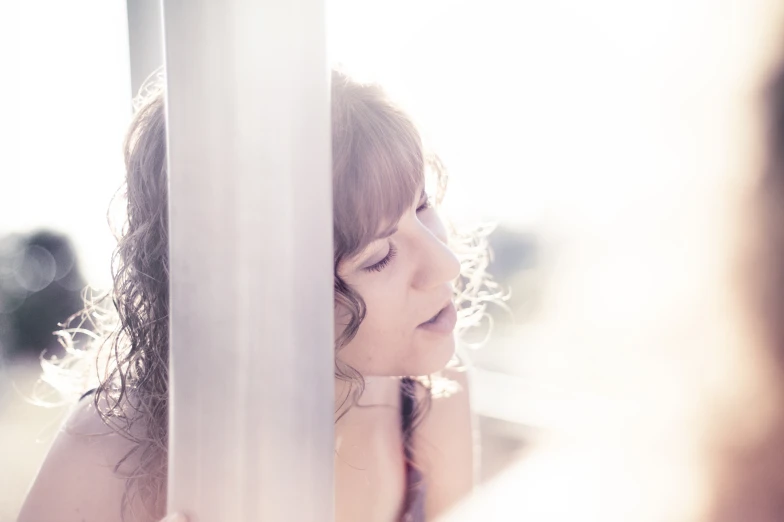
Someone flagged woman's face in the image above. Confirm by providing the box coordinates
[335,188,461,377]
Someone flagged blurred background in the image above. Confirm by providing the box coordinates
[3,1,784,520]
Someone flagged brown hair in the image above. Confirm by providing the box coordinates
[51,69,497,520]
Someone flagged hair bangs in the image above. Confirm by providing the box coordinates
[333,93,424,260]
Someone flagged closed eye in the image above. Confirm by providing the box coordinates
[363,244,398,273]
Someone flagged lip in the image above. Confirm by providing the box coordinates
[417,301,457,334]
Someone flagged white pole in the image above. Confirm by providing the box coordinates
[161,1,333,520]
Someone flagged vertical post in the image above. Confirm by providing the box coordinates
[161,1,333,521]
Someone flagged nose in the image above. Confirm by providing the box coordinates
[411,216,461,290]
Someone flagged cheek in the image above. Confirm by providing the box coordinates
[335,295,410,376]
[333,292,402,339]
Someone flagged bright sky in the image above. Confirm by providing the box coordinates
[6,0,783,292]
[6,1,131,290]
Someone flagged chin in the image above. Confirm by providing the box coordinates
[406,334,456,377]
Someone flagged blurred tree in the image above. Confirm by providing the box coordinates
[0,231,88,359]
[487,226,538,281]
[486,225,544,324]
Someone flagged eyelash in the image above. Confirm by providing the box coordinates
[364,244,398,273]
[362,196,430,274]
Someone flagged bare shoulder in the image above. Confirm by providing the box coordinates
[18,397,144,522]
[415,367,477,519]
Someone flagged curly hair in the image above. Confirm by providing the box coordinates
[48,69,501,521]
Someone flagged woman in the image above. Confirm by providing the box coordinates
[18,70,494,522]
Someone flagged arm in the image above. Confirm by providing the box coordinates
[415,367,478,520]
